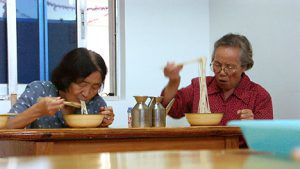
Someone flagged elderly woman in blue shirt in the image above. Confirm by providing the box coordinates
[6,48,114,128]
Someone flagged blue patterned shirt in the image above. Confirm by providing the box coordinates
[9,81,107,128]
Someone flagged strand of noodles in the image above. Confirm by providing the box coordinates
[197,57,211,114]
[80,100,88,114]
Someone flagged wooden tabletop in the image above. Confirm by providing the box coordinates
[0,149,299,169]
[0,127,242,157]
[0,126,241,141]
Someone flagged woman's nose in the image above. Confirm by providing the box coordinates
[219,67,227,75]
[81,87,91,98]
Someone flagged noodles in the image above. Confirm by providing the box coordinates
[80,100,88,114]
[197,57,211,114]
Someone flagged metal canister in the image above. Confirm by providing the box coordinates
[152,96,166,127]
[131,96,152,128]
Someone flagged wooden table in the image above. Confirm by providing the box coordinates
[0,126,242,157]
[0,149,299,169]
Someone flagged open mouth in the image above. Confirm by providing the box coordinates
[218,79,228,84]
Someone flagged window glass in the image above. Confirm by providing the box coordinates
[47,0,77,80]
[0,0,7,83]
[16,0,39,83]
[1,0,118,97]
[86,0,112,95]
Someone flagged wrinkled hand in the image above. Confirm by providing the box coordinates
[291,147,300,161]
[38,97,64,116]
[163,62,183,81]
[237,109,254,120]
[99,106,114,127]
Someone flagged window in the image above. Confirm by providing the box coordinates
[83,0,116,96]
[0,0,7,85]
[0,0,120,101]
[16,0,40,83]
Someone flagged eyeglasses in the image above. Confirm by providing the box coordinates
[210,61,241,74]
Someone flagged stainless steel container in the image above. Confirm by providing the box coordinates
[131,96,152,127]
[152,96,166,127]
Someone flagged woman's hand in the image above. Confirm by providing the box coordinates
[237,109,254,120]
[291,147,300,161]
[38,97,64,116]
[162,62,183,106]
[99,106,114,127]
[163,62,183,81]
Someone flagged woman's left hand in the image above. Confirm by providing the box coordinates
[291,147,300,161]
[237,109,254,120]
[99,106,114,127]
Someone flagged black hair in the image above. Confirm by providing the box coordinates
[51,48,107,91]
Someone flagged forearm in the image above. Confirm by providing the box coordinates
[162,77,180,105]
[6,104,44,129]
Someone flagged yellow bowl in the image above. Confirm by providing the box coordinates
[0,114,17,128]
[63,114,104,128]
[185,113,223,126]
[0,115,9,128]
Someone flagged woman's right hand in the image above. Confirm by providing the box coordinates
[37,97,64,116]
[5,97,65,129]
[162,62,183,106]
[163,62,183,81]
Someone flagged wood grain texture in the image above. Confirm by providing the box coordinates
[0,126,241,140]
[225,137,240,149]
[50,137,226,155]
[0,150,295,169]
[0,140,35,157]
[0,127,242,157]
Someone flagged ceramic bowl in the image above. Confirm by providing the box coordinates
[185,113,223,126]
[0,114,17,128]
[0,115,9,128]
[63,114,104,128]
[228,120,300,156]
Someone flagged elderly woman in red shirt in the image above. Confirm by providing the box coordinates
[162,33,273,125]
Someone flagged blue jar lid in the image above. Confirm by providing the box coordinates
[127,107,133,113]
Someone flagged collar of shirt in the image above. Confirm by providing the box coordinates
[207,73,251,104]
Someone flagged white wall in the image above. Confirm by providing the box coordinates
[3,0,299,128]
[107,0,210,128]
[0,0,209,128]
[209,0,300,119]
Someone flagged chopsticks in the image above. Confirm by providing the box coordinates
[166,98,175,114]
[37,97,81,108]
[64,101,81,108]
[176,58,201,66]
[161,58,203,69]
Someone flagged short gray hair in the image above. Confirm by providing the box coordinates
[211,33,254,70]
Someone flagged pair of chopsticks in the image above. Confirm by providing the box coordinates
[37,98,81,108]
[161,58,204,69]
[64,101,81,108]
[166,98,175,114]
[176,58,202,67]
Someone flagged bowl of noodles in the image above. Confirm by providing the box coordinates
[185,113,223,126]
[181,57,223,126]
[63,114,104,128]
[63,100,105,128]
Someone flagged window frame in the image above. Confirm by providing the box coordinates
[77,0,121,100]
[0,0,125,102]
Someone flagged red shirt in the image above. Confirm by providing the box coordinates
[163,73,273,125]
